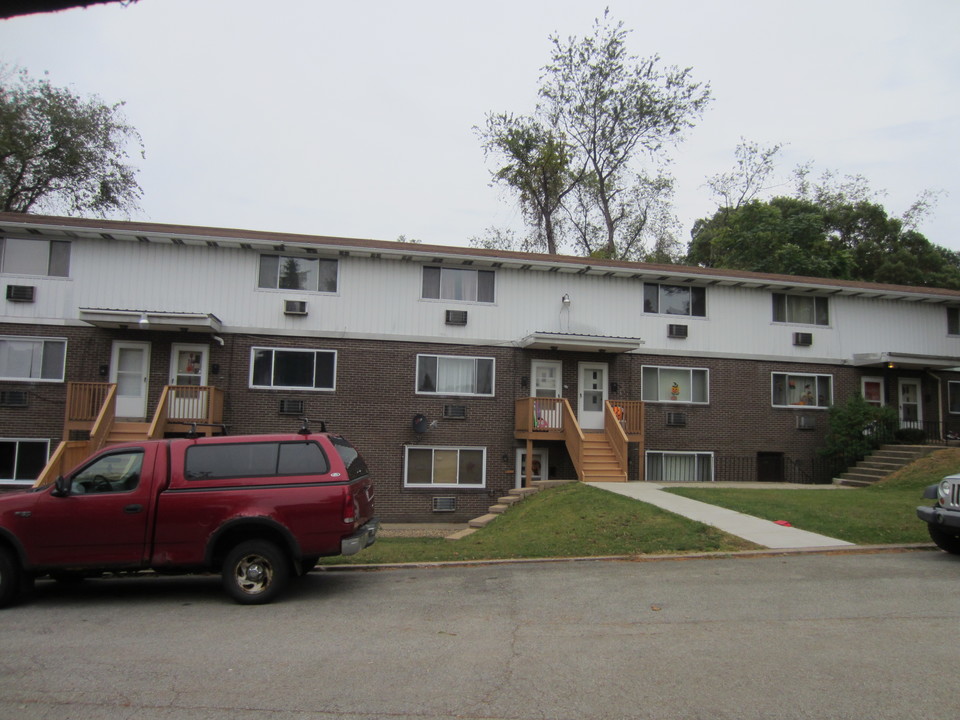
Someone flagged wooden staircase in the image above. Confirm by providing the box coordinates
[835,444,935,487]
[107,421,153,444]
[580,433,627,483]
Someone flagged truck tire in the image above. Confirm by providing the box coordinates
[928,524,960,555]
[221,540,290,605]
[0,547,21,609]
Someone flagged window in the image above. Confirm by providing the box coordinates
[422,266,495,303]
[772,373,832,408]
[258,255,338,293]
[949,382,960,414]
[646,451,713,483]
[0,238,70,277]
[405,446,485,487]
[772,293,829,326]
[641,366,708,404]
[948,307,960,336]
[0,337,66,382]
[417,355,494,396]
[70,449,143,494]
[862,377,885,408]
[643,283,706,317]
[185,441,330,480]
[251,348,336,390]
[0,439,49,484]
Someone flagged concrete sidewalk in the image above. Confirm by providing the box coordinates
[589,482,855,550]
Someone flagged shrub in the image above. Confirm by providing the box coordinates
[820,393,897,461]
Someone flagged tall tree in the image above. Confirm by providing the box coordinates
[0,66,143,216]
[538,11,711,259]
[477,114,575,254]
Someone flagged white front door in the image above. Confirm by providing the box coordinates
[898,378,922,429]
[515,448,548,489]
[110,341,150,419]
[578,362,608,430]
[169,344,210,420]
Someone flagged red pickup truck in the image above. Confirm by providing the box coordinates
[0,430,378,607]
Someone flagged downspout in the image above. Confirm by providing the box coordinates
[926,370,943,437]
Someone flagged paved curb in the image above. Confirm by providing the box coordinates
[316,543,939,572]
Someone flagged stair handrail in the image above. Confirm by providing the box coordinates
[560,399,586,482]
[604,402,629,480]
[147,385,172,439]
[87,383,117,454]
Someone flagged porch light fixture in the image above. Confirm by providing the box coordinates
[138,313,149,327]
[561,293,571,306]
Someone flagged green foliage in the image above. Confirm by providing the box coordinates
[321,483,754,565]
[479,10,709,261]
[820,393,897,461]
[669,448,960,545]
[0,65,143,216]
[688,195,960,288]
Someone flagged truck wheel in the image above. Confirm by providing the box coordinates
[222,540,289,605]
[0,548,21,609]
[928,525,960,555]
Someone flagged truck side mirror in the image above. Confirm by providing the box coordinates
[51,475,70,497]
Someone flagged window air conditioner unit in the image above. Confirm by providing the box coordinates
[445,310,468,325]
[442,404,467,419]
[667,324,688,339]
[6,285,35,302]
[279,399,304,415]
[666,412,687,427]
[0,390,28,407]
[797,415,816,430]
[793,332,813,346]
[284,300,308,315]
[432,497,457,513]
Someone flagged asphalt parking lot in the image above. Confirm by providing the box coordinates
[1,548,957,720]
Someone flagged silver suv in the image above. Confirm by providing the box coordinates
[917,474,960,554]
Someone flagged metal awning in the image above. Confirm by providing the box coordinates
[851,352,960,371]
[78,308,223,333]
[520,332,643,354]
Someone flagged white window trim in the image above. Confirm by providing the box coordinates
[643,283,707,318]
[256,254,339,294]
[645,450,715,483]
[0,438,50,484]
[0,336,67,383]
[772,293,830,327]
[420,266,496,305]
[249,347,337,391]
[415,354,495,397]
[404,446,487,488]
[641,365,709,405]
[771,372,833,409]
[861,376,886,407]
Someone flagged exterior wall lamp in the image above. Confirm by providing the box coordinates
[561,293,571,306]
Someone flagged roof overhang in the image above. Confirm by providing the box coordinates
[78,309,223,333]
[520,332,643,354]
[851,352,960,371]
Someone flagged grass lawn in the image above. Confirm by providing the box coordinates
[664,448,960,545]
[320,482,757,566]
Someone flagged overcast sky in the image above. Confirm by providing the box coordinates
[2,0,958,254]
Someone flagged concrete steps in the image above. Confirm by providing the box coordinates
[446,480,577,540]
[835,444,935,487]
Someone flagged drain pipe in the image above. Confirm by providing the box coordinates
[926,370,943,437]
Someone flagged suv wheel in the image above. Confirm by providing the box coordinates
[928,524,960,555]
[222,540,290,605]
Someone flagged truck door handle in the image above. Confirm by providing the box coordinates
[123,504,143,514]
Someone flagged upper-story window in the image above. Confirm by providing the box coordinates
[0,238,70,277]
[250,347,336,390]
[948,307,960,336]
[772,372,832,408]
[416,354,494,396]
[643,283,705,317]
[258,255,338,293]
[0,336,66,382]
[772,293,829,326]
[422,267,495,303]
